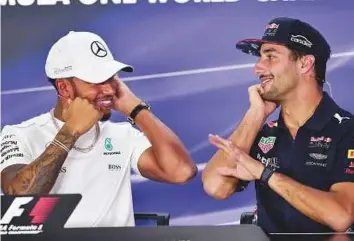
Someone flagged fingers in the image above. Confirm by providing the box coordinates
[256,85,265,95]
[249,84,264,96]
[216,166,238,178]
[209,134,243,155]
[208,134,234,154]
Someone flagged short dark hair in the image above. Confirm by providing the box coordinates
[48,77,74,93]
[48,78,59,92]
[289,48,328,88]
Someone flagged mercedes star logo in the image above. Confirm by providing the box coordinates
[91,41,108,57]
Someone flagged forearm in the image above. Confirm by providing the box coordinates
[202,108,266,198]
[229,108,266,152]
[4,125,78,195]
[268,172,351,231]
[134,110,196,175]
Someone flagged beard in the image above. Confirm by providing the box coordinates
[71,84,113,122]
[261,85,281,101]
[100,109,112,121]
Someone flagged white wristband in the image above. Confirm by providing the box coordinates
[51,139,70,153]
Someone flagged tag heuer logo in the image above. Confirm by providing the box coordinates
[258,136,276,154]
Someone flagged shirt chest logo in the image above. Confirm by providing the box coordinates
[258,136,276,154]
[308,136,332,149]
[306,136,332,167]
[103,138,121,156]
[256,153,279,170]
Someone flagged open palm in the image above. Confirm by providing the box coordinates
[208,134,258,181]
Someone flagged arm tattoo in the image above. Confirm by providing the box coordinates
[5,126,78,195]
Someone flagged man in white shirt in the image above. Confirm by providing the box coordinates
[0,31,197,228]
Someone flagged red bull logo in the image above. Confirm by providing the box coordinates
[310,136,332,143]
[266,23,279,30]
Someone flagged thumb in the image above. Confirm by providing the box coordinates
[256,85,265,95]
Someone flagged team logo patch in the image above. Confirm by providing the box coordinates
[310,136,331,143]
[290,35,313,48]
[345,161,354,175]
[267,121,278,128]
[349,162,354,168]
[104,138,113,151]
[348,149,354,159]
[258,136,276,154]
[264,23,279,36]
[256,153,279,170]
[308,136,332,149]
[309,153,328,160]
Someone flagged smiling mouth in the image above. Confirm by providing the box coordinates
[260,76,273,88]
[95,98,113,108]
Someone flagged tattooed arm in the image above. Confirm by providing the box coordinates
[1,125,78,195]
[1,97,104,194]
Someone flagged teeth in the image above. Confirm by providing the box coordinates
[261,78,272,84]
[98,100,111,104]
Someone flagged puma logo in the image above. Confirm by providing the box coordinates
[334,113,350,124]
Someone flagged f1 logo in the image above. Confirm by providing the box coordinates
[1,197,33,224]
[1,197,59,224]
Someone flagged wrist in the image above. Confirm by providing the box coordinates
[259,166,275,186]
[123,98,142,116]
[62,123,81,140]
[127,101,151,125]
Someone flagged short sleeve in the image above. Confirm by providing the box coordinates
[1,126,32,172]
[330,128,354,184]
[129,126,152,175]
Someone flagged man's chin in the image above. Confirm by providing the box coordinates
[261,89,280,102]
[100,110,112,121]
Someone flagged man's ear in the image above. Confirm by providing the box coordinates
[56,78,74,99]
[299,55,315,75]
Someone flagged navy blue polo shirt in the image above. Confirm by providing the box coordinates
[248,92,354,233]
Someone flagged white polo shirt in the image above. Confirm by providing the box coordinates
[0,110,151,228]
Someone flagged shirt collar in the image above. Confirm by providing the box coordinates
[277,92,338,131]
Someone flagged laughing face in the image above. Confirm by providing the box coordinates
[68,75,118,121]
[254,43,301,102]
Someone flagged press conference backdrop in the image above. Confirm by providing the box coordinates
[1,0,354,226]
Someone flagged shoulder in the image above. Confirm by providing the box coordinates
[1,112,52,139]
[332,107,354,125]
[330,107,354,135]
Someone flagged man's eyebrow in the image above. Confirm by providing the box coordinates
[261,47,278,55]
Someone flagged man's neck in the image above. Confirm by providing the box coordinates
[53,102,65,122]
[281,87,323,131]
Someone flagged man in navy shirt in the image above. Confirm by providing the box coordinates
[202,17,354,233]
